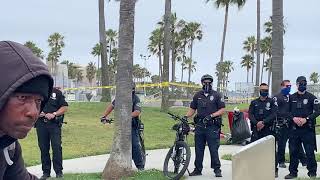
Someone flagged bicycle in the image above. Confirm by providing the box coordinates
[163,112,194,180]
[100,116,147,166]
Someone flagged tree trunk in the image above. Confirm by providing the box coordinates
[268,70,271,87]
[261,53,265,83]
[97,55,100,86]
[161,0,171,112]
[102,0,136,179]
[251,50,255,83]
[181,64,184,82]
[271,0,284,96]
[171,34,176,82]
[247,69,249,83]
[158,48,162,82]
[255,0,261,96]
[217,4,229,92]
[99,0,111,102]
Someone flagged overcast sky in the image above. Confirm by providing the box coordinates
[1,0,319,90]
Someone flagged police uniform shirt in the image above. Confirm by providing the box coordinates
[190,90,225,119]
[289,91,320,122]
[249,97,276,126]
[42,88,68,113]
[273,93,290,119]
[111,94,142,114]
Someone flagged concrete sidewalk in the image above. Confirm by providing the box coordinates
[27,143,319,180]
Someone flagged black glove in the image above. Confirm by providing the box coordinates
[203,115,213,123]
[182,116,188,122]
[100,116,109,124]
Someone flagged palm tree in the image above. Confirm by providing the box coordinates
[256,0,261,96]
[47,32,65,76]
[260,36,271,82]
[109,48,118,85]
[243,36,256,83]
[271,0,284,95]
[60,60,78,80]
[91,43,101,85]
[99,0,111,102]
[240,54,254,83]
[106,29,118,65]
[264,58,272,86]
[310,72,319,84]
[206,0,246,92]
[75,69,83,86]
[24,41,44,59]
[264,20,273,35]
[186,22,203,64]
[184,57,197,83]
[222,60,234,90]
[148,28,164,81]
[86,62,96,86]
[161,0,171,112]
[102,0,136,179]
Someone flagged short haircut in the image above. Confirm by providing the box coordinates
[260,83,268,87]
[281,80,290,86]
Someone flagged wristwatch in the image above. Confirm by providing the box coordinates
[53,112,57,116]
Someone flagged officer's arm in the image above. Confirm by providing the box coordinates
[263,99,277,125]
[103,101,115,117]
[249,101,258,125]
[213,93,226,117]
[186,108,196,117]
[308,96,320,120]
[55,106,68,116]
[132,96,142,118]
[212,108,225,117]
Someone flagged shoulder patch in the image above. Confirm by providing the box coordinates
[314,99,319,105]
[136,102,141,107]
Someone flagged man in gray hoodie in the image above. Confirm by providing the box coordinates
[0,41,53,180]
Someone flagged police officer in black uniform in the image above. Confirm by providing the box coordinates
[36,87,68,179]
[185,74,225,177]
[248,83,278,177]
[285,76,320,179]
[102,83,145,170]
[273,80,307,169]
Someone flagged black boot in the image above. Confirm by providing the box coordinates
[40,173,50,180]
[214,169,222,177]
[284,173,297,179]
[189,169,202,176]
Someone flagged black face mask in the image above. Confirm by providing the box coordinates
[260,90,269,97]
[202,82,212,93]
[298,82,307,92]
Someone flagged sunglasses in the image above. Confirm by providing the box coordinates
[285,85,291,88]
[299,82,307,86]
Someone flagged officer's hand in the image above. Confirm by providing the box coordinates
[204,115,212,122]
[100,116,109,124]
[293,117,302,126]
[299,118,307,126]
[39,112,45,117]
[257,121,264,131]
[182,116,188,122]
[45,113,55,120]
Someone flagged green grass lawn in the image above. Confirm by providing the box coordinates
[46,169,173,180]
[20,102,319,167]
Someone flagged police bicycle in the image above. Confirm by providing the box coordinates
[100,117,147,165]
[163,113,194,180]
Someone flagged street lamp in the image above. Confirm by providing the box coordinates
[140,54,151,96]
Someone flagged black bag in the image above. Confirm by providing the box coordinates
[231,112,251,144]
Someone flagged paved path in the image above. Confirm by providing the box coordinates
[27,143,319,179]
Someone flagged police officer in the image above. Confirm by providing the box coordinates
[102,83,145,170]
[36,87,68,179]
[285,76,320,179]
[248,83,278,177]
[185,74,225,177]
[273,80,307,169]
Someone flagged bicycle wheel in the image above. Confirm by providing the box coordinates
[139,130,146,165]
[163,141,191,180]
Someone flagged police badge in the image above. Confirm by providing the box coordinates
[266,102,271,110]
[303,99,308,105]
[51,93,57,100]
[210,95,214,101]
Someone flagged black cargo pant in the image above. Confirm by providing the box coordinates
[277,127,307,164]
[289,128,317,176]
[194,124,221,173]
[36,120,63,175]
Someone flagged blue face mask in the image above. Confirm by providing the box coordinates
[260,90,269,97]
[281,87,291,95]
